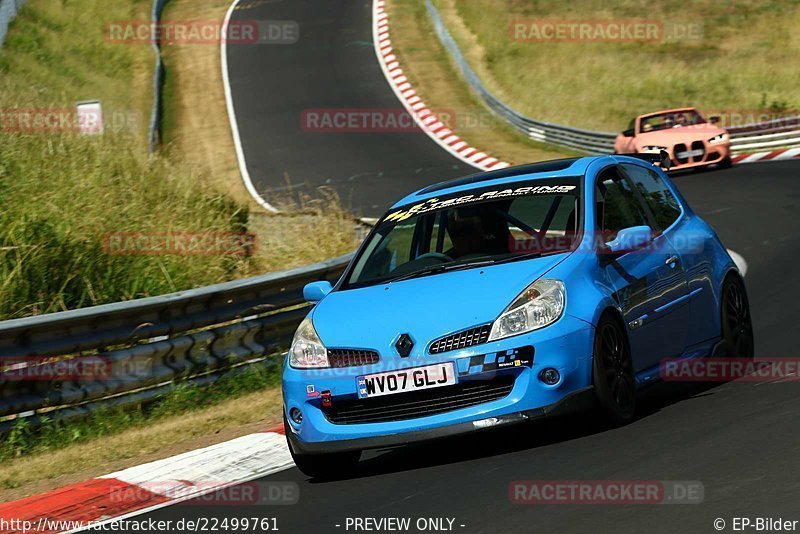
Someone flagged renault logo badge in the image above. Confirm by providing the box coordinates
[395,333,414,357]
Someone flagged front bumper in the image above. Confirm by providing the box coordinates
[282,314,594,453]
[667,140,730,170]
[286,386,595,454]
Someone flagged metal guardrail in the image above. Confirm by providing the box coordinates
[0,0,25,49]
[425,0,616,155]
[0,253,353,435]
[424,0,800,156]
[729,124,800,153]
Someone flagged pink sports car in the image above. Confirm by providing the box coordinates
[614,108,731,170]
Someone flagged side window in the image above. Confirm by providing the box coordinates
[596,169,649,241]
[621,164,682,231]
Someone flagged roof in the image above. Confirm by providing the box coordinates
[392,157,596,208]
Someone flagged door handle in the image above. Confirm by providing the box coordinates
[666,255,679,266]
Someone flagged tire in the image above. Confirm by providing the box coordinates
[284,416,361,479]
[592,313,636,424]
[718,155,732,169]
[720,275,754,359]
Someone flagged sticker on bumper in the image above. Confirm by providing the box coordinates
[458,346,534,376]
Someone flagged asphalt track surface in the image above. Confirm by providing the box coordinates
[225,0,473,216]
[160,1,800,533]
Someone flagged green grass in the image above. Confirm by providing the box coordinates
[0,0,358,320]
[0,0,259,319]
[0,0,152,137]
[0,133,259,318]
[0,360,280,466]
[436,0,800,131]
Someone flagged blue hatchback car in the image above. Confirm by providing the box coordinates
[282,154,753,478]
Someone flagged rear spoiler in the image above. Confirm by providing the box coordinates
[617,150,672,171]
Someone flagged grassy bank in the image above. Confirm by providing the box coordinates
[387,0,573,165]
[0,0,253,319]
[434,0,800,132]
[0,0,357,320]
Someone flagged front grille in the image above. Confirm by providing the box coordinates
[429,324,491,354]
[327,349,380,368]
[691,140,705,162]
[323,374,515,425]
[674,143,688,164]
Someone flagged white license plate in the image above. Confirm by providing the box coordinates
[357,362,457,399]
[676,149,704,158]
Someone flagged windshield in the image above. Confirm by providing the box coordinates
[640,110,706,133]
[344,178,582,289]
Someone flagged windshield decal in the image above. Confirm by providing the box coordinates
[384,184,577,222]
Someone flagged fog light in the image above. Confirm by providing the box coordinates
[289,407,303,424]
[539,368,560,385]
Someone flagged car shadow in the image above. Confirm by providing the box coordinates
[307,379,729,483]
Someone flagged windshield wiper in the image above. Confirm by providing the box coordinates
[388,259,496,283]
[491,251,543,264]
[491,248,571,265]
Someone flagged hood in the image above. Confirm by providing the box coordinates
[636,124,727,144]
[311,253,570,358]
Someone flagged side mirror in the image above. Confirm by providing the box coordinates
[303,281,332,303]
[709,115,720,124]
[622,128,635,137]
[603,225,653,256]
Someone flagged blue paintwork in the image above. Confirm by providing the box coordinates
[284,155,739,449]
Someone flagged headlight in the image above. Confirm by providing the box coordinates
[289,317,329,368]
[642,145,667,152]
[708,134,727,143]
[488,279,565,341]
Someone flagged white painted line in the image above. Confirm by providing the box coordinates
[221,0,279,213]
[68,431,293,533]
[736,151,769,164]
[727,249,748,277]
[104,433,294,495]
[771,147,800,160]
